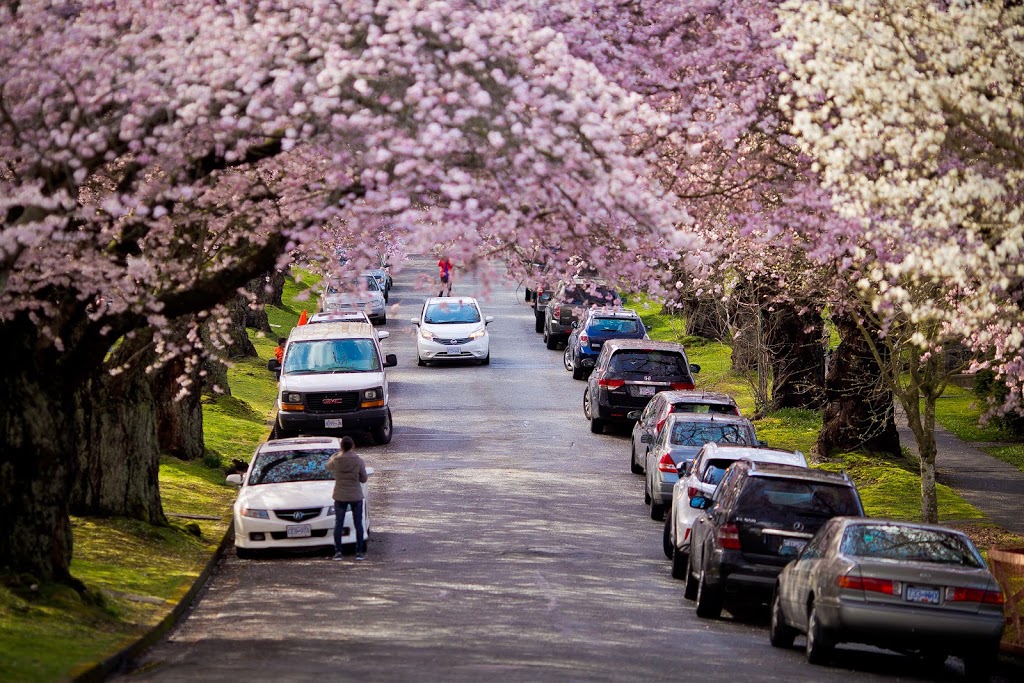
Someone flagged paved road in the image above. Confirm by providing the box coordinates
[125,258,1005,682]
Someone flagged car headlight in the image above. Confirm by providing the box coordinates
[284,392,301,404]
[363,388,380,400]
[327,505,336,516]
[468,327,486,340]
[421,328,437,341]
[241,508,269,519]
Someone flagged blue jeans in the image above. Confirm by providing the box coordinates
[334,499,365,554]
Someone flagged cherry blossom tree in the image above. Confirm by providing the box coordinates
[0,0,695,582]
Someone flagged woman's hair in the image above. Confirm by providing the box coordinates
[341,435,355,451]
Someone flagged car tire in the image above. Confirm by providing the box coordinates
[545,331,558,350]
[695,566,723,619]
[417,356,426,367]
[236,547,256,560]
[643,473,652,504]
[535,312,544,333]
[650,497,665,521]
[769,590,797,649]
[589,416,604,434]
[683,552,699,600]
[272,422,297,440]
[481,354,490,366]
[962,644,997,681]
[563,347,573,371]
[571,365,587,381]
[630,445,643,475]
[663,515,674,560]
[584,392,604,433]
[805,603,834,665]
[670,544,688,581]
[370,408,393,445]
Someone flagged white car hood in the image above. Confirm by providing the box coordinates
[281,371,384,392]
[422,321,484,338]
[237,480,335,510]
[323,292,383,307]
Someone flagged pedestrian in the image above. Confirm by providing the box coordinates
[273,337,286,364]
[324,435,368,560]
[437,254,453,297]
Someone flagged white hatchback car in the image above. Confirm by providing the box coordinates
[227,437,372,558]
[411,297,493,365]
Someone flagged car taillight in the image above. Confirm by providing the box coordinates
[580,333,589,346]
[671,382,695,390]
[598,379,625,389]
[553,304,562,317]
[946,587,1004,605]
[657,453,677,473]
[718,523,741,550]
[655,417,667,434]
[836,575,903,596]
[687,486,698,499]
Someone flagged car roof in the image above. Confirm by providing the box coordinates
[739,461,854,485]
[603,338,688,353]
[586,307,641,320]
[258,436,341,453]
[657,390,738,406]
[287,321,378,341]
[664,413,751,427]
[701,445,807,467]
[424,296,479,306]
[307,311,371,323]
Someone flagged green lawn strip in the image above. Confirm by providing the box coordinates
[933,385,1024,474]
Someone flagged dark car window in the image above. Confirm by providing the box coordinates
[609,351,689,377]
[589,317,639,334]
[669,423,755,447]
[839,524,983,568]
[736,478,861,517]
[424,301,481,324]
[247,449,337,485]
[673,402,739,415]
[701,458,737,485]
[564,286,618,306]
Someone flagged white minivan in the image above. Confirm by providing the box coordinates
[273,321,397,444]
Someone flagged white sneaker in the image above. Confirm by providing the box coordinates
[331,552,344,561]
[355,553,366,561]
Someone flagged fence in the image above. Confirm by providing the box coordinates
[989,547,1024,655]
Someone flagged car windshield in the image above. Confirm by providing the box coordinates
[589,318,639,334]
[609,350,688,377]
[283,339,380,373]
[669,423,754,447]
[326,276,378,293]
[736,478,862,517]
[840,524,984,567]
[701,458,737,485]
[247,449,337,485]
[565,286,618,306]
[673,402,738,415]
[424,302,481,324]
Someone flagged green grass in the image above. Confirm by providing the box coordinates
[933,384,1024,474]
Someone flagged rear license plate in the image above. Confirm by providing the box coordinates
[286,524,311,538]
[638,385,656,397]
[780,538,807,556]
[591,342,602,348]
[906,585,940,604]
[445,346,461,355]
[325,418,343,428]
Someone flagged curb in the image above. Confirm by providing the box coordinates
[69,521,235,682]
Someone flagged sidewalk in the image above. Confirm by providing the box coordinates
[896,418,1024,536]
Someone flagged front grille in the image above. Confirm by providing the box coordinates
[306,391,359,413]
[438,337,472,345]
[269,529,330,540]
[274,507,324,522]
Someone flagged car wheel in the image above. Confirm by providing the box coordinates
[563,347,573,371]
[695,565,723,619]
[417,356,426,367]
[481,354,490,366]
[370,408,393,445]
[571,365,586,381]
[670,544,688,580]
[962,643,997,681]
[769,590,797,649]
[650,496,665,521]
[805,603,834,665]
[683,551,699,600]
[663,515,674,560]
[272,422,297,440]
[535,311,544,333]
[545,331,558,350]
[379,314,386,325]
[643,472,652,504]
[629,445,643,474]
[236,547,256,560]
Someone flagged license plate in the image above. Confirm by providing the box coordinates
[906,585,940,604]
[286,524,311,538]
[325,418,343,428]
[591,342,602,348]
[638,385,656,397]
[780,538,807,556]
[445,345,461,355]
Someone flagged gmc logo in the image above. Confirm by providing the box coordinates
[322,398,345,405]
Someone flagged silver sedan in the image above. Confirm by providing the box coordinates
[770,517,1005,677]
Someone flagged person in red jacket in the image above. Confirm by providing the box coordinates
[273,337,286,364]
[437,255,453,297]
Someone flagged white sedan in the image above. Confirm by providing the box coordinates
[411,297,493,365]
[227,436,372,558]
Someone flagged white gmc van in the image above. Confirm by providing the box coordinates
[273,321,397,444]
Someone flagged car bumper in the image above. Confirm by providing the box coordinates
[652,474,677,505]
[278,406,389,432]
[708,550,782,596]
[818,598,1005,646]
[594,394,647,422]
[418,336,488,361]
[234,509,365,549]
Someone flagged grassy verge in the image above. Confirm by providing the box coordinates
[0,281,304,681]
[934,384,1024,474]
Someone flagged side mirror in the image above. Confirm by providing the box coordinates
[690,495,712,510]
[681,462,692,477]
[377,330,390,340]
[571,320,579,329]
[409,317,420,325]
[485,316,494,325]
[267,358,281,372]
[365,466,375,477]
[640,433,653,444]
[384,354,398,368]
[690,363,701,374]
[627,410,641,421]
[226,474,243,486]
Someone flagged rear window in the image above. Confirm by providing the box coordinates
[670,423,754,447]
[673,402,739,415]
[609,350,689,377]
[565,286,618,306]
[589,317,639,334]
[840,524,983,568]
[736,478,862,518]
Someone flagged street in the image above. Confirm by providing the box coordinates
[126,259,980,682]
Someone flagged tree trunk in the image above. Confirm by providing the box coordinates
[225,294,257,358]
[730,304,758,372]
[70,329,167,525]
[153,321,204,461]
[682,294,728,341]
[201,320,231,396]
[816,314,900,458]
[244,275,273,333]
[767,301,825,409]
[0,316,79,582]
[267,268,286,307]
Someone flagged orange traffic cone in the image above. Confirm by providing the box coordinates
[297,309,308,326]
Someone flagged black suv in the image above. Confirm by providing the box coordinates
[564,307,647,380]
[543,278,619,349]
[683,461,863,619]
[583,339,700,434]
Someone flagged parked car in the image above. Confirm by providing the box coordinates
[563,307,647,380]
[227,436,373,558]
[320,275,387,325]
[644,414,760,521]
[583,339,700,434]
[274,320,397,444]
[771,518,1004,677]
[684,461,864,619]
[363,268,391,302]
[665,444,808,577]
[629,390,741,475]
[411,297,494,366]
[542,278,620,349]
